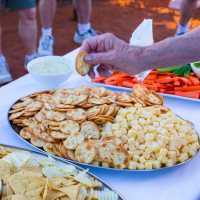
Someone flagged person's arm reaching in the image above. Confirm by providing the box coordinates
[143,27,200,68]
[81,28,200,76]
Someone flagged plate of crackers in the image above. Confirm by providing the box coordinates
[8,84,200,171]
[0,144,124,200]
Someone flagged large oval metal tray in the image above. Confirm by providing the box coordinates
[7,92,200,172]
[0,143,125,200]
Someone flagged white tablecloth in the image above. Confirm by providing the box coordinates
[0,49,200,200]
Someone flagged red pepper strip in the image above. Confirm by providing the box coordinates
[92,76,107,83]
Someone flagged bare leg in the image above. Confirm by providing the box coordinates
[75,0,91,24]
[0,25,2,55]
[18,8,37,55]
[0,8,3,55]
[73,0,96,44]
[179,0,197,26]
[38,0,56,56]
[39,0,57,29]
[0,23,12,82]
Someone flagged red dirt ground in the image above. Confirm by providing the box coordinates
[1,0,200,80]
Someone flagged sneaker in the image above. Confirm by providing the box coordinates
[73,28,97,44]
[176,24,188,36]
[0,56,12,84]
[24,53,39,69]
[38,35,54,56]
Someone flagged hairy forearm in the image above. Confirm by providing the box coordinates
[139,27,200,70]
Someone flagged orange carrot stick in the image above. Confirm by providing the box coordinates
[188,76,200,85]
[157,77,174,84]
[174,85,200,91]
[176,77,192,86]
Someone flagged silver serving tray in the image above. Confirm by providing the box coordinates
[93,82,200,103]
[0,143,125,200]
[7,91,200,172]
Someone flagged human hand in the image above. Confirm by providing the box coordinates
[81,33,146,77]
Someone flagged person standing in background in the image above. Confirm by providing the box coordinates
[176,0,198,35]
[0,0,12,84]
[38,0,96,56]
[0,0,37,84]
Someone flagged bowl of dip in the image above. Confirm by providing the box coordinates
[27,56,73,88]
[191,61,200,78]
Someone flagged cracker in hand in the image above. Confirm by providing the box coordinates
[75,51,91,76]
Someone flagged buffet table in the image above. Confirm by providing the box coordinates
[0,49,200,200]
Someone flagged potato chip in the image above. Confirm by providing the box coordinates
[10,194,27,200]
[0,146,120,200]
[57,184,80,200]
[0,160,13,181]
[8,170,44,194]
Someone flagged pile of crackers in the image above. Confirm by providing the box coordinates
[9,85,164,169]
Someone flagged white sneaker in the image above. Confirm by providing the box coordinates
[0,56,12,84]
[38,35,54,56]
[73,28,97,44]
[176,24,188,36]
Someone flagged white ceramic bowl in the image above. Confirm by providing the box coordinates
[191,62,200,78]
[27,56,73,88]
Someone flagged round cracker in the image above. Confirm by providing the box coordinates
[80,121,100,139]
[50,131,69,140]
[9,111,25,120]
[19,127,32,140]
[63,133,84,150]
[59,120,80,135]
[75,51,91,76]
[30,136,45,147]
[66,108,87,122]
[111,146,129,169]
[75,140,96,163]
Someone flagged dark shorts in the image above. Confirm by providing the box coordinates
[0,0,5,8]
[5,0,36,10]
